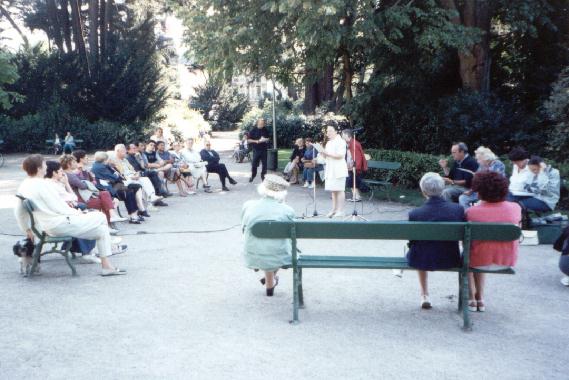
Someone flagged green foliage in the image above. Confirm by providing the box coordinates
[190,81,250,131]
[544,67,569,161]
[0,50,23,110]
[366,149,442,189]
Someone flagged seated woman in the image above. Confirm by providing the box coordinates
[156,141,189,196]
[60,154,123,225]
[170,142,196,194]
[508,156,560,213]
[466,171,521,312]
[406,172,464,309]
[287,138,305,184]
[301,138,324,189]
[459,146,506,210]
[241,174,295,296]
[91,151,144,224]
[14,154,126,276]
[180,138,211,192]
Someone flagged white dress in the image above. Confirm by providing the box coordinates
[180,148,206,178]
[324,135,348,191]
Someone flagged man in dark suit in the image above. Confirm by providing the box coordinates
[407,172,465,309]
[126,143,169,199]
[200,142,237,191]
[438,142,479,202]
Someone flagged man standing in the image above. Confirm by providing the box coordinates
[439,142,479,202]
[200,141,237,191]
[248,118,271,183]
[342,129,368,202]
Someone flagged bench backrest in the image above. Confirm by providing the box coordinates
[251,220,521,267]
[16,195,43,239]
[367,160,401,170]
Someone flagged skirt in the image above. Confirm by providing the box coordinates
[325,177,346,191]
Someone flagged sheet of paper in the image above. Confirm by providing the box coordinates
[312,143,324,152]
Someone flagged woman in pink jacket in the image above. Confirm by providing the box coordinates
[466,171,521,312]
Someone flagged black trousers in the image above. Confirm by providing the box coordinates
[251,149,267,179]
[208,163,231,187]
[143,170,163,195]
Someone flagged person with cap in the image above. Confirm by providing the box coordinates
[241,174,296,296]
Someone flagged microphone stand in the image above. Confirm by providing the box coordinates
[345,130,367,221]
[303,144,319,218]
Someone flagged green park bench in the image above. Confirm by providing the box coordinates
[251,220,521,330]
[46,138,84,154]
[364,160,401,200]
[16,195,76,277]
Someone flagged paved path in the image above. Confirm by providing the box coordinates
[0,132,567,379]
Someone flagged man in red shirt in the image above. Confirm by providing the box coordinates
[342,129,368,201]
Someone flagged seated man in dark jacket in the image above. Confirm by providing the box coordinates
[200,142,237,191]
[438,142,479,202]
[407,172,465,310]
[126,143,166,197]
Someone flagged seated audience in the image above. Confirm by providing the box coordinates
[287,138,305,184]
[180,138,211,192]
[126,143,167,198]
[150,127,169,150]
[466,171,522,312]
[91,151,144,224]
[114,144,168,205]
[200,141,237,191]
[439,142,479,202]
[144,141,174,184]
[170,142,196,194]
[508,155,560,213]
[342,129,369,201]
[156,141,190,196]
[241,175,295,296]
[60,154,123,225]
[14,154,126,276]
[507,147,532,197]
[301,138,323,189]
[234,133,250,163]
[63,131,76,153]
[459,146,506,209]
[407,172,464,309]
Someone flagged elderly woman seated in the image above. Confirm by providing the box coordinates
[180,138,212,193]
[406,172,464,309]
[15,154,126,276]
[458,146,506,210]
[466,171,521,312]
[241,174,295,296]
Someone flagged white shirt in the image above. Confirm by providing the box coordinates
[15,178,80,233]
[509,163,532,195]
[180,148,202,164]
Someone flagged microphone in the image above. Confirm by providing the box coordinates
[352,127,364,134]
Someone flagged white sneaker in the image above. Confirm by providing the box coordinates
[561,276,569,286]
[421,295,432,309]
[147,205,159,212]
[111,237,122,245]
[392,269,403,278]
[79,255,102,264]
[109,216,128,223]
[302,182,309,188]
[111,244,128,255]
[308,183,314,189]
[333,211,345,218]
[326,211,335,218]
[109,228,119,235]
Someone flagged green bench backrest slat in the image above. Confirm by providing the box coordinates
[46,139,54,144]
[251,221,521,241]
[367,161,401,170]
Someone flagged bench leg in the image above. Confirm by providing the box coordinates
[298,268,304,309]
[461,271,472,331]
[28,242,43,277]
[290,268,300,324]
[61,245,77,276]
[457,273,463,312]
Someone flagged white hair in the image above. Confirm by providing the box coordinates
[93,151,108,163]
[114,144,126,153]
[475,146,496,162]
[419,172,445,197]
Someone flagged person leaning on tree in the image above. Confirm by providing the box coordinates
[438,142,479,203]
[248,118,271,183]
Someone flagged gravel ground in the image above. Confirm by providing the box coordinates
[0,132,567,380]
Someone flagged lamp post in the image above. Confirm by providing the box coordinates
[271,75,277,150]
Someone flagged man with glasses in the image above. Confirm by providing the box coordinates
[438,142,479,202]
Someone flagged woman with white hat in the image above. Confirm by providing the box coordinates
[241,174,295,296]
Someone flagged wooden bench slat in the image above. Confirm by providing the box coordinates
[251,221,521,241]
[367,161,401,170]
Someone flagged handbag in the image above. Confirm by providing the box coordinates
[303,160,316,169]
[78,180,100,202]
[283,161,294,174]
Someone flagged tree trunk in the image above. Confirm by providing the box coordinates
[88,0,99,66]
[46,0,64,52]
[287,83,298,101]
[0,5,29,45]
[441,0,491,92]
[59,0,73,53]
[303,66,334,115]
[99,0,106,58]
[70,0,90,73]
[341,52,353,101]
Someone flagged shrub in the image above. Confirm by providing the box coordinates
[366,149,443,188]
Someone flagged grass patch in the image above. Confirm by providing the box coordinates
[277,149,291,170]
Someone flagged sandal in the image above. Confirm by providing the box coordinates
[468,300,477,312]
[477,300,486,312]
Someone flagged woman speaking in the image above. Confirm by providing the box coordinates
[320,125,348,218]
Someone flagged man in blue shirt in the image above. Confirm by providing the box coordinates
[438,142,479,203]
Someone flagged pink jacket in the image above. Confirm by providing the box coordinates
[466,201,522,267]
